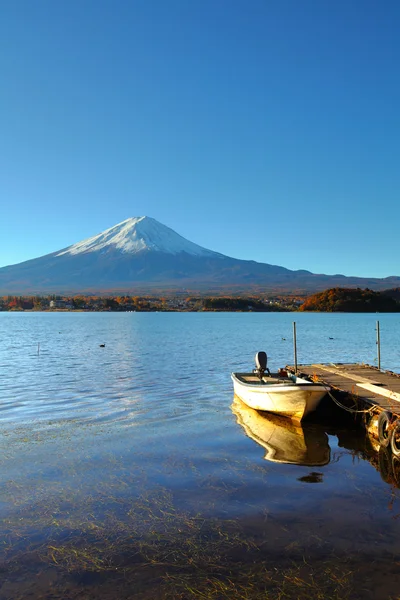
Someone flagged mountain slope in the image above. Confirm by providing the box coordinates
[0,216,399,294]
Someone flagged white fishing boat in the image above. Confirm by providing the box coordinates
[231,396,330,466]
[231,352,330,422]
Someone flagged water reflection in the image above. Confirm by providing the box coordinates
[344,435,400,489]
[231,395,331,466]
[233,394,400,492]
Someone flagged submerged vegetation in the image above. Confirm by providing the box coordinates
[0,480,368,600]
[2,420,400,600]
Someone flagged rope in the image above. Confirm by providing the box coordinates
[323,386,378,415]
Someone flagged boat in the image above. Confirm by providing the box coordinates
[231,396,330,466]
[231,351,330,421]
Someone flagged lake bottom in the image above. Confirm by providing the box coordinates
[2,418,400,600]
[2,496,400,600]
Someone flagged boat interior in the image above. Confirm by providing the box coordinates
[234,352,318,386]
[239,351,298,385]
[234,373,297,386]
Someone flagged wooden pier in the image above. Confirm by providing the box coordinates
[285,363,400,446]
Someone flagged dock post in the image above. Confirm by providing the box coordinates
[376,321,381,370]
[293,322,298,374]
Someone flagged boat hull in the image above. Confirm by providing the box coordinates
[231,373,329,421]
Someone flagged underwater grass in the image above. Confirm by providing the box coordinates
[0,483,362,599]
[2,426,400,599]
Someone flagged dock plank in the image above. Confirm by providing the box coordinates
[286,363,400,415]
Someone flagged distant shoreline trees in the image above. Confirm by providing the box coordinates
[0,294,297,312]
[1,288,399,312]
[299,288,400,312]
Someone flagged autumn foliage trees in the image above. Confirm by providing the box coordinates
[0,294,295,312]
[299,288,400,312]
[2,289,400,312]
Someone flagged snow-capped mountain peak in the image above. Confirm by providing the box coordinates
[57,216,220,257]
[1,216,400,295]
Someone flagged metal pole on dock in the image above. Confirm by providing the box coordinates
[293,322,298,374]
[376,320,381,370]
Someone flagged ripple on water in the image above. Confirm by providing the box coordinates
[1,312,400,598]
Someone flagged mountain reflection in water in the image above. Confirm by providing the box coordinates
[231,395,331,466]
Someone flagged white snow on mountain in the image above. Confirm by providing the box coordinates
[57,216,221,257]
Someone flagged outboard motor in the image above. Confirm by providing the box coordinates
[254,351,270,380]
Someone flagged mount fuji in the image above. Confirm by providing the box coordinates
[0,216,399,294]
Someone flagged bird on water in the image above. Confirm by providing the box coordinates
[100,343,105,347]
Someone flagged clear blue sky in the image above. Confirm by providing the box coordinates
[1,0,399,277]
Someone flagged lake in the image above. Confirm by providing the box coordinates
[1,312,400,599]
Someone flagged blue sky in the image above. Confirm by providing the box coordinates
[1,0,399,277]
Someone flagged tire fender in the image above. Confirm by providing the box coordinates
[391,420,400,457]
[378,411,392,447]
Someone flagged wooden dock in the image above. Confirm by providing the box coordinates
[285,363,400,440]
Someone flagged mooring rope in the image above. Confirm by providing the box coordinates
[323,386,379,415]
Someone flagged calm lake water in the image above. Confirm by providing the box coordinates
[1,312,400,599]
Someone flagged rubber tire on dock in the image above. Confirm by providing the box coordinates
[378,411,392,448]
[390,420,400,457]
